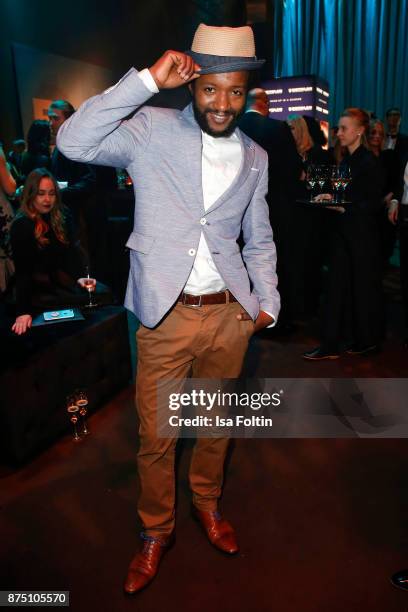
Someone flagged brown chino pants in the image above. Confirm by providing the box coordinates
[135,299,254,537]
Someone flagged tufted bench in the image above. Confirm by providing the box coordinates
[0,306,132,464]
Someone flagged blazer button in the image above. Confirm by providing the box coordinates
[200,217,207,225]
[188,248,196,256]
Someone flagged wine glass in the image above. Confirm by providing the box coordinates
[83,267,97,309]
[338,165,352,203]
[75,389,90,436]
[316,164,329,194]
[66,395,81,442]
[305,164,317,201]
[330,165,342,204]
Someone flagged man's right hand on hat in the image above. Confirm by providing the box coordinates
[149,51,201,89]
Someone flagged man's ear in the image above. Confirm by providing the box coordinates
[188,82,194,95]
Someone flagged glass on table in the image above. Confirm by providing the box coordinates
[66,395,81,442]
[75,389,90,436]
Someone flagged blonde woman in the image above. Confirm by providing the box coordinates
[10,168,89,334]
[287,115,314,161]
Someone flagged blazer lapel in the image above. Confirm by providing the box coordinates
[180,104,204,211]
[205,128,256,215]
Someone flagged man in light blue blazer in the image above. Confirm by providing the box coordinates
[58,24,280,594]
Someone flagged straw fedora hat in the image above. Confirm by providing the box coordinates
[186,24,265,74]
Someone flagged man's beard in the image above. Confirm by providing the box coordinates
[192,99,241,138]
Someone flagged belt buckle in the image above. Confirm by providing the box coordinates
[182,293,202,308]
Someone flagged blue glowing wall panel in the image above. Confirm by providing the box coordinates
[261,75,330,122]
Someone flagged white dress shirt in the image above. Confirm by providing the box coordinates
[385,135,397,150]
[184,131,242,294]
[402,160,408,205]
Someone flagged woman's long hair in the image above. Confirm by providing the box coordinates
[368,119,386,154]
[19,168,68,248]
[340,108,370,149]
[287,115,314,157]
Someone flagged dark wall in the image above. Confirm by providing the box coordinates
[0,0,249,148]
[0,0,188,146]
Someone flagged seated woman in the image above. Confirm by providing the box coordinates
[10,168,102,335]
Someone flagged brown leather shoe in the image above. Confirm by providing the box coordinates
[123,534,172,595]
[192,507,239,555]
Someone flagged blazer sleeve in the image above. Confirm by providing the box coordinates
[57,68,156,169]
[241,152,281,321]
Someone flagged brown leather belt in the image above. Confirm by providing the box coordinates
[178,290,237,307]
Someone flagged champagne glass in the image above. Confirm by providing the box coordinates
[305,164,317,201]
[66,395,81,442]
[316,164,329,194]
[83,266,97,309]
[338,165,352,203]
[75,389,90,436]
[330,165,342,204]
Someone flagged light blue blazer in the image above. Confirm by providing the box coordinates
[57,68,280,328]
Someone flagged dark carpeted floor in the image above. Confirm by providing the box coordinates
[1,269,408,612]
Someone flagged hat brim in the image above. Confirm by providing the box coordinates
[186,51,265,74]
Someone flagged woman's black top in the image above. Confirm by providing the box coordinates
[10,210,84,315]
[340,145,384,217]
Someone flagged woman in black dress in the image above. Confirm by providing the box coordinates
[304,108,384,359]
[10,168,89,335]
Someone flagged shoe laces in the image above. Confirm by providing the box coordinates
[140,532,167,551]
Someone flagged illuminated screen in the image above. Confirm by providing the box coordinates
[261,75,330,123]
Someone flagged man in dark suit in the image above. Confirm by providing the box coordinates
[239,88,301,329]
[384,108,408,160]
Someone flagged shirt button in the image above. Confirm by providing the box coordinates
[188,248,196,256]
[200,217,207,225]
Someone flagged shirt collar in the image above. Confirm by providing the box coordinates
[201,130,239,145]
